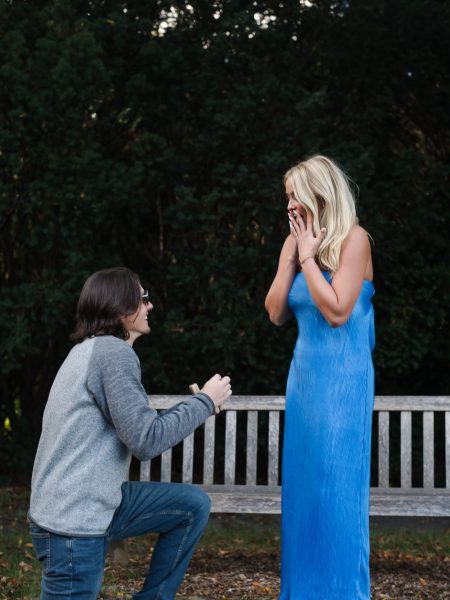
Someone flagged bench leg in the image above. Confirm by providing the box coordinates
[109,539,129,566]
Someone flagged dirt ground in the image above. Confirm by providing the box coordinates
[100,543,450,600]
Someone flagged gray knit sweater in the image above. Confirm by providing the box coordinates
[29,336,214,536]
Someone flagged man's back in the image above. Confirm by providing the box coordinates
[30,336,134,535]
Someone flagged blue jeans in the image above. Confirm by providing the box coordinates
[30,481,211,600]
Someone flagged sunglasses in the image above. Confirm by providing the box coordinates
[141,290,150,306]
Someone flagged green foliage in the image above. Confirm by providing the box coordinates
[1,0,449,475]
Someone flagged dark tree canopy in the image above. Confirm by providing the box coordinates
[1,0,449,476]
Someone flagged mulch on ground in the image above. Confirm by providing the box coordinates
[101,544,450,599]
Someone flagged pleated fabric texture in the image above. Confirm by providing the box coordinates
[279,271,375,600]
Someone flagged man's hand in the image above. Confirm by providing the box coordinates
[201,374,232,414]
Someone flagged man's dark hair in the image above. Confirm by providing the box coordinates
[71,267,142,343]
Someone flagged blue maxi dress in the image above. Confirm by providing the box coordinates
[279,271,375,600]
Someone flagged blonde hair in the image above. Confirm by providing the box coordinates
[284,155,358,273]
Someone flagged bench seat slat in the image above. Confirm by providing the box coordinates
[202,485,281,514]
[370,488,450,517]
[197,485,450,516]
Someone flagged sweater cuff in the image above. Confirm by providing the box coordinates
[193,392,215,415]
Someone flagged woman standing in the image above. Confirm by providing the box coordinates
[265,156,375,599]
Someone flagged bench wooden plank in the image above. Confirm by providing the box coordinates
[423,412,434,489]
[446,412,450,489]
[182,432,194,483]
[148,396,287,411]
[268,411,279,486]
[370,488,450,517]
[400,411,412,488]
[375,396,450,411]
[202,485,281,514]
[148,395,450,412]
[246,411,258,486]
[199,485,450,516]
[140,459,150,482]
[225,410,237,485]
[203,415,215,485]
[378,412,389,488]
[161,448,172,482]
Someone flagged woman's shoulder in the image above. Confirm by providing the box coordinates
[340,224,372,261]
[342,224,371,252]
[347,224,371,242]
[342,225,373,279]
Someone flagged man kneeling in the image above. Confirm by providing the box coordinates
[29,267,231,600]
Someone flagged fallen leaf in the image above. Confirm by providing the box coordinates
[19,561,33,573]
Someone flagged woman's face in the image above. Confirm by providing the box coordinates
[285,179,307,226]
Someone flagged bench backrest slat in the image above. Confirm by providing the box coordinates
[161,448,172,482]
[182,432,195,483]
[446,412,450,488]
[203,415,215,485]
[246,410,258,486]
[378,412,390,488]
[225,411,237,485]
[423,412,434,489]
[268,411,280,486]
[140,457,150,481]
[400,411,412,488]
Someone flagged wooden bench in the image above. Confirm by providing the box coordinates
[139,395,450,517]
[111,395,450,564]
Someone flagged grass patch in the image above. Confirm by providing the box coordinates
[0,487,42,598]
[371,528,450,557]
[201,514,281,552]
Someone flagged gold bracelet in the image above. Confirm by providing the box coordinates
[299,255,315,265]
